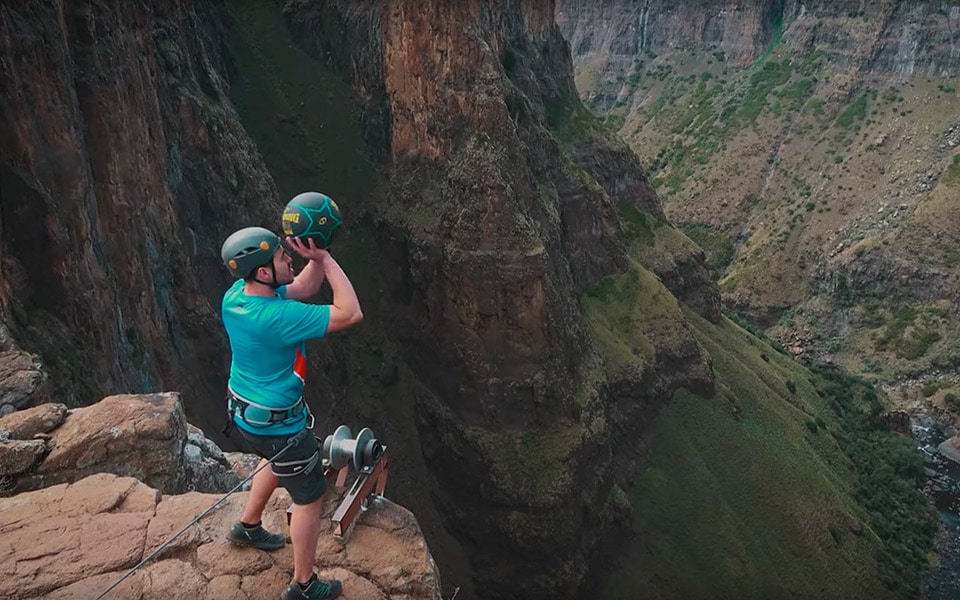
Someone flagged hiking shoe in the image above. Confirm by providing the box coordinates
[281,574,342,600]
[226,522,286,550]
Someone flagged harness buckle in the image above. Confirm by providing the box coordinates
[306,412,315,430]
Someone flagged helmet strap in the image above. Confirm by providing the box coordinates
[269,261,280,288]
[252,261,281,289]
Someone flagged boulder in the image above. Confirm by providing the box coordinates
[938,436,960,465]
[0,350,47,412]
[14,393,188,494]
[0,438,47,477]
[0,472,442,600]
[183,424,243,493]
[0,402,68,439]
[879,409,912,438]
[224,451,263,492]
[3,394,302,498]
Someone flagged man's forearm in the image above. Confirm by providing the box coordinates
[323,256,361,314]
[292,259,326,297]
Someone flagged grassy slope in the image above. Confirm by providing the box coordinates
[543,79,932,599]
[598,306,927,600]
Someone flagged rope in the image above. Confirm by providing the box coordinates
[92,437,298,600]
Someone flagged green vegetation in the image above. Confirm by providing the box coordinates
[678,222,736,277]
[468,424,583,500]
[942,154,960,186]
[545,94,610,144]
[596,309,935,600]
[649,57,818,193]
[582,263,680,370]
[814,367,937,594]
[836,92,869,128]
[921,381,942,397]
[739,61,792,123]
[776,78,814,109]
[873,306,948,360]
[618,200,656,247]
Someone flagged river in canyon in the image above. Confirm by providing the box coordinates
[913,414,960,599]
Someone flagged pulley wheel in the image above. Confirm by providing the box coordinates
[324,424,353,470]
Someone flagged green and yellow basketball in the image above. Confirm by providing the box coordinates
[281,192,343,249]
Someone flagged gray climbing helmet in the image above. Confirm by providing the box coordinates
[220,226,282,278]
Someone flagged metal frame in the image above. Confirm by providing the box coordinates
[284,446,390,542]
[331,447,389,539]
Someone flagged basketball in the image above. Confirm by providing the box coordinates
[281,192,343,249]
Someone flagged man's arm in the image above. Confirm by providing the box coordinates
[322,253,363,333]
[284,259,326,301]
[283,237,326,301]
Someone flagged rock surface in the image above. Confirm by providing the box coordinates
[0,472,441,600]
[282,2,719,596]
[558,0,960,116]
[0,394,245,496]
[0,402,67,439]
[938,436,960,465]
[0,0,276,435]
[0,350,47,414]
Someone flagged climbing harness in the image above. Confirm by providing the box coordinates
[92,436,299,600]
[226,388,314,429]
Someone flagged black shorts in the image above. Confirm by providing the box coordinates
[237,427,327,505]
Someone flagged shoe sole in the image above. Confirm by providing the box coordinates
[226,535,285,550]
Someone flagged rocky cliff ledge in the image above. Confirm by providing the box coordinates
[0,394,441,600]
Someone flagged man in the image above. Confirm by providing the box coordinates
[219,225,363,600]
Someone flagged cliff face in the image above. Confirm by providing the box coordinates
[785,1,960,76]
[1,1,720,598]
[0,0,274,433]
[559,0,779,65]
[558,0,960,115]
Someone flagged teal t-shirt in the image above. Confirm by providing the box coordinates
[221,279,330,436]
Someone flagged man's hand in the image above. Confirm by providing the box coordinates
[285,236,330,264]
[281,237,330,301]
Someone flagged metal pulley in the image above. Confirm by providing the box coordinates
[322,425,384,473]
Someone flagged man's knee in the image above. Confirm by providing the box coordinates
[290,496,325,527]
